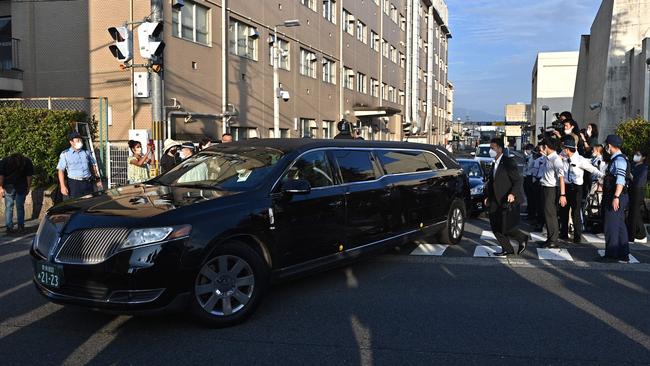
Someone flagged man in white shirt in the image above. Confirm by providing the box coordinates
[559,138,605,244]
[538,138,566,248]
[532,145,546,230]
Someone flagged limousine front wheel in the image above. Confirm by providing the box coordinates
[439,199,466,245]
[190,241,269,327]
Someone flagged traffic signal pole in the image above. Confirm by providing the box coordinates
[151,0,164,135]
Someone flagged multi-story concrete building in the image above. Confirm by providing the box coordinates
[531,51,579,140]
[0,0,451,143]
[572,0,650,138]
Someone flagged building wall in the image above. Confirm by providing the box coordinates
[572,0,650,139]
[6,0,451,144]
[530,51,579,138]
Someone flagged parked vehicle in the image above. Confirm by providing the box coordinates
[31,139,470,327]
[472,143,511,173]
[457,158,486,216]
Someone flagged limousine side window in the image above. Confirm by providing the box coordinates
[424,152,445,170]
[333,150,377,183]
[375,150,431,175]
[282,150,334,188]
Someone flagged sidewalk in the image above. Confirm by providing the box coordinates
[0,187,56,229]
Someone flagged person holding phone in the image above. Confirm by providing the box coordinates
[127,140,152,184]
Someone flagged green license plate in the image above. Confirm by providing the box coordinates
[35,261,64,289]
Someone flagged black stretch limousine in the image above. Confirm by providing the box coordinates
[31,139,471,327]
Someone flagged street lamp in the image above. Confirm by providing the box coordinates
[542,105,550,132]
[273,19,301,138]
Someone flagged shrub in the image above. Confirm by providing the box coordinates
[615,117,650,157]
[0,107,88,187]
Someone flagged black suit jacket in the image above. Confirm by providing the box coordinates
[485,155,524,214]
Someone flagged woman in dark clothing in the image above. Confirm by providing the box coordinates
[627,151,648,243]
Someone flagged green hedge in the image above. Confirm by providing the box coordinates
[0,107,87,187]
[615,117,650,157]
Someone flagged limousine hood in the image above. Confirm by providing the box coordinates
[48,183,241,219]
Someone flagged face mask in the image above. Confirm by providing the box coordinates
[633,154,642,163]
[179,152,187,160]
[586,129,592,137]
[74,142,83,150]
[564,129,573,135]
[489,149,497,158]
[605,145,611,155]
[524,150,531,156]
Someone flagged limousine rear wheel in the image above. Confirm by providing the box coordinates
[439,199,466,245]
[190,241,269,327]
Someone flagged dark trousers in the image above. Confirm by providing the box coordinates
[489,205,527,253]
[559,183,583,241]
[68,179,94,198]
[535,182,545,227]
[524,176,535,217]
[627,188,647,241]
[543,186,559,244]
[604,194,630,260]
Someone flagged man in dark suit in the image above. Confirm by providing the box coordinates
[484,138,530,256]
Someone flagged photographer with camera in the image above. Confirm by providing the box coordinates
[127,140,153,184]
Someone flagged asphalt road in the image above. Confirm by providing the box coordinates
[1,218,649,366]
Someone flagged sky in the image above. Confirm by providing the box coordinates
[447,0,603,121]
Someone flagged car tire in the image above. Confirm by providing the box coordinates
[438,199,466,245]
[190,241,269,327]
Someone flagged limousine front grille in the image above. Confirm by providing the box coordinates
[56,228,130,264]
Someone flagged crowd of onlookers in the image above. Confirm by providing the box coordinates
[521,111,647,262]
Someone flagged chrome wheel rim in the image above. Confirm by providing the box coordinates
[195,255,255,316]
[450,208,464,239]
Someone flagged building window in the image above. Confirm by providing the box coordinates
[172,0,210,45]
[388,86,395,103]
[323,120,335,138]
[344,67,354,90]
[390,4,398,23]
[382,39,389,58]
[383,0,390,14]
[323,0,336,24]
[301,0,317,12]
[370,31,379,52]
[356,72,367,94]
[382,83,388,100]
[399,52,405,68]
[399,13,406,31]
[228,19,258,60]
[269,38,290,70]
[322,58,336,84]
[300,118,318,138]
[356,20,367,44]
[399,90,405,105]
[343,9,354,35]
[231,127,258,140]
[390,45,397,63]
[300,48,317,78]
[370,78,379,97]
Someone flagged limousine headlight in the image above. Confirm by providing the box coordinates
[470,185,484,196]
[121,225,192,249]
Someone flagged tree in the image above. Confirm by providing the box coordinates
[615,117,650,157]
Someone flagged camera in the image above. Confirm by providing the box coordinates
[279,90,290,102]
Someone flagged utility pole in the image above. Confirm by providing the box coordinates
[221,0,229,136]
[150,0,164,133]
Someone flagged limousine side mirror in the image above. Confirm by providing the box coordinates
[281,179,312,194]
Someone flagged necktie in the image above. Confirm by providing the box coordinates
[567,158,572,184]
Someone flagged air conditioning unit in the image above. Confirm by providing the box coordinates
[248,28,260,38]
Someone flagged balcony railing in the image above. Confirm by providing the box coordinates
[0,38,23,79]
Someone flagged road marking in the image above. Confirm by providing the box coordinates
[61,316,131,366]
[0,280,31,300]
[0,250,28,265]
[597,250,640,264]
[537,248,574,261]
[0,304,60,339]
[410,244,448,256]
[481,230,544,244]
[584,233,606,244]
[474,245,507,258]
[0,233,35,245]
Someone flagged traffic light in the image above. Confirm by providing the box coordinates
[108,26,132,63]
[138,21,165,59]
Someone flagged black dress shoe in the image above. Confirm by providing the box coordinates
[492,251,514,257]
[517,237,529,255]
[594,255,618,263]
[540,242,559,249]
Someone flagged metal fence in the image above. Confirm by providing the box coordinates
[0,97,110,177]
[106,142,129,188]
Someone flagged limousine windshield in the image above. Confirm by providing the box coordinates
[156,146,285,191]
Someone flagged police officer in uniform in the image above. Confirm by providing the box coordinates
[598,135,631,262]
[57,131,103,199]
[334,119,355,139]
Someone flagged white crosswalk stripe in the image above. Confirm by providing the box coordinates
[537,248,574,261]
[473,245,507,258]
[597,250,640,264]
[410,244,448,256]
